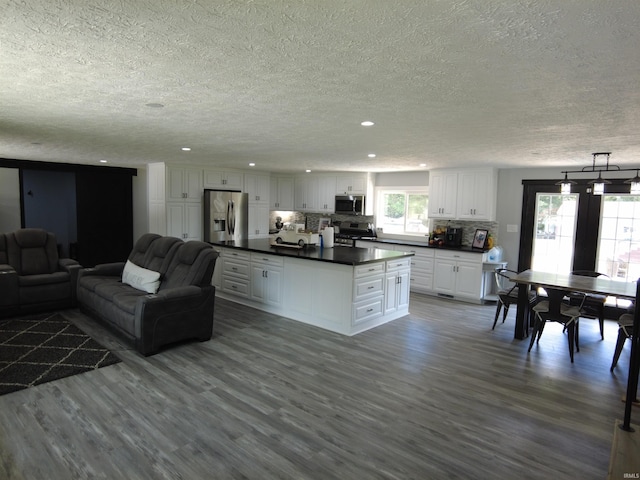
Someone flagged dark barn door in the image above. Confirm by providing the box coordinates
[76,171,133,267]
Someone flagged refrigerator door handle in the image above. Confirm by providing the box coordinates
[227,200,236,236]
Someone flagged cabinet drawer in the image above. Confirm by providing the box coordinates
[223,260,250,278]
[434,250,481,263]
[250,253,284,267]
[410,272,433,292]
[354,274,385,301]
[410,257,433,274]
[355,262,385,278]
[222,249,250,261]
[386,257,411,272]
[222,277,250,297]
[353,297,384,325]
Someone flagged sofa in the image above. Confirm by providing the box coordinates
[77,233,218,356]
[0,228,82,318]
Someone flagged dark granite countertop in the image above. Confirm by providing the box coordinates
[210,238,414,266]
[359,238,489,254]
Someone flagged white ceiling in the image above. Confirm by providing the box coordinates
[2,0,640,174]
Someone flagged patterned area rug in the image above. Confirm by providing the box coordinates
[0,312,121,395]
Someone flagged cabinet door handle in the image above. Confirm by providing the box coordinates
[368,286,375,290]
[367,308,374,312]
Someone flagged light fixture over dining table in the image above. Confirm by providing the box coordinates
[556,152,640,195]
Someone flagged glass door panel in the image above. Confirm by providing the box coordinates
[597,195,640,282]
[531,193,578,273]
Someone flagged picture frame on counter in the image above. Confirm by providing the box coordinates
[472,229,488,249]
[319,218,331,231]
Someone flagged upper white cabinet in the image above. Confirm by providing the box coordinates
[428,168,497,221]
[167,166,202,202]
[270,175,294,210]
[203,169,244,190]
[456,169,496,220]
[294,175,336,213]
[244,173,270,204]
[336,174,367,195]
[428,171,458,219]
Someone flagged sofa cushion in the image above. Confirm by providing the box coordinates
[112,291,147,315]
[142,236,183,274]
[122,260,161,293]
[128,233,161,267]
[18,271,70,287]
[162,242,216,290]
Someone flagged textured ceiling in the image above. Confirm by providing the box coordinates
[2,0,640,173]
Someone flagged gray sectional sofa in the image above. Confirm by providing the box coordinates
[77,233,218,356]
[0,228,82,318]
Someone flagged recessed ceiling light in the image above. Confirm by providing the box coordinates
[181,147,191,151]
[249,163,255,167]
[361,121,374,126]
[145,103,164,108]
[368,154,376,158]
[419,163,427,167]
[306,169,311,173]
[99,160,108,163]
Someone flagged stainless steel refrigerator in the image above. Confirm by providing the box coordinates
[203,190,249,243]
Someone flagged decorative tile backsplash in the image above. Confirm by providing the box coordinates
[269,211,498,246]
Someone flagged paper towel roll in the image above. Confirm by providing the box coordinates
[323,227,335,248]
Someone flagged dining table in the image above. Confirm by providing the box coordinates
[511,269,640,431]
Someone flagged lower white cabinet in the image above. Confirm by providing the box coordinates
[384,258,411,314]
[433,250,485,301]
[216,249,411,335]
[250,253,283,306]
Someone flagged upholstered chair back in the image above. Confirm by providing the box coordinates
[161,241,217,290]
[142,236,183,275]
[127,233,161,267]
[6,228,59,275]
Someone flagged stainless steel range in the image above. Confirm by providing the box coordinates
[333,222,376,246]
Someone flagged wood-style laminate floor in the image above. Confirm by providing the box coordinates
[0,294,635,480]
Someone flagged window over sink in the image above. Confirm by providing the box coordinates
[375,188,428,235]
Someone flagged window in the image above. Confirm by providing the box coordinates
[376,188,428,235]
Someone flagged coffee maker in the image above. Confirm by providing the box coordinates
[445,227,463,247]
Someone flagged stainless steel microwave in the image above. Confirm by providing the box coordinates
[335,195,365,215]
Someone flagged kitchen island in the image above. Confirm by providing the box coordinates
[210,239,414,335]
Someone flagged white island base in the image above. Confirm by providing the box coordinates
[214,248,411,336]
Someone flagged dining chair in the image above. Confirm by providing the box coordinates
[492,268,537,331]
[566,270,608,340]
[528,287,585,363]
[610,312,634,371]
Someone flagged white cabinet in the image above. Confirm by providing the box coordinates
[393,245,434,293]
[384,258,411,314]
[336,174,367,195]
[317,176,336,213]
[294,176,318,211]
[428,170,458,219]
[433,250,485,302]
[248,204,270,238]
[167,166,203,202]
[250,253,283,306]
[294,175,336,213]
[353,262,385,326]
[270,176,294,210]
[167,202,202,241]
[203,169,244,190]
[164,165,203,241]
[456,169,497,220]
[220,249,251,298]
[244,173,270,204]
[428,168,496,221]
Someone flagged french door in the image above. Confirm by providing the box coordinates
[519,179,636,277]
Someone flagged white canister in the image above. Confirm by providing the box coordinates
[322,227,335,248]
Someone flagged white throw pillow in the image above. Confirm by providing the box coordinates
[121,260,161,294]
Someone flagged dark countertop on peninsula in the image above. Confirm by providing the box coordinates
[210,238,414,266]
[358,237,489,254]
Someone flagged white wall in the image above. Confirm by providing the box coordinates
[0,167,21,232]
[132,167,148,243]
